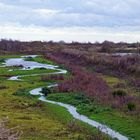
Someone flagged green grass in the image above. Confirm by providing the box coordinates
[0,79,110,140]
[0,78,92,140]
[24,56,56,65]
[47,92,140,140]
[91,112,140,140]
[0,55,22,59]
[8,68,58,75]
[98,74,121,86]
[0,67,58,76]
[47,93,111,114]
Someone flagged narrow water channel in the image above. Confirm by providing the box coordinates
[3,55,129,140]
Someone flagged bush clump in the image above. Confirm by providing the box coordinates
[39,67,46,70]
[24,57,34,61]
[0,58,5,63]
[42,87,52,96]
[127,103,136,111]
[112,90,127,97]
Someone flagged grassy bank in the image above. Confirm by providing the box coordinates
[0,79,111,140]
[24,55,56,65]
[47,92,140,140]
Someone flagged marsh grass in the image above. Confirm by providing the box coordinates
[47,92,140,139]
[0,55,111,139]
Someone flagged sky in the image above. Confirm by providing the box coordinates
[0,0,140,43]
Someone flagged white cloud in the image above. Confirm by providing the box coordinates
[35,9,60,15]
[0,23,140,43]
[0,0,140,42]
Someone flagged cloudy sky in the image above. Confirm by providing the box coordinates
[0,0,140,42]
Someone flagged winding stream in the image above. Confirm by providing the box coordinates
[3,55,67,80]
[2,55,129,140]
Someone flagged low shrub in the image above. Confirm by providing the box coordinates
[47,51,140,112]
[42,87,52,96]
[39,67,46,70]
[41,75,65,81]
[0,58,5,63]
[127,103,136,111]
[112,90,127,97]
[24,57,34,61]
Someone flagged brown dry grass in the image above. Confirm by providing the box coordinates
[0,117,22,140]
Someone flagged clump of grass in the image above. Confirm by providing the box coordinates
[13,89,30,97]
[24,57,34,61]
[67,120,82,132]
[39,67,46,70]
[0,85,8,90]
[16,116,32,120]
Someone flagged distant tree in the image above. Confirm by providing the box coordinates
[99,40,117,53]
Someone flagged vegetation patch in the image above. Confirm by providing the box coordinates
[47,92,140,139]
[0,58,5,64]
[0,85,8,90]
[112,89,127,98]
[0,53,139,140]
[24,56,56,65]
[47,93,111,115]
[0,54,110,139]
[41,87,52,96]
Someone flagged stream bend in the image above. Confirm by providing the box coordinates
[3,55,129,140]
